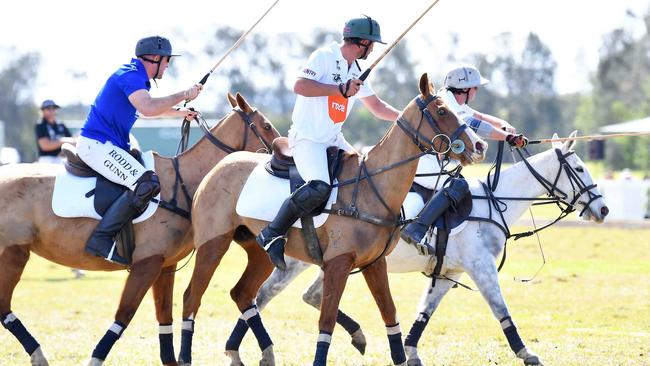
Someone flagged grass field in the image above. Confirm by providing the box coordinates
[1,226,649,366]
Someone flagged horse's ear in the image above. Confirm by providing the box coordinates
[419,73,430,97]
[563,130,578,151]
[227,92,237,108]
[235,92,253,114]
[551,132,562,149]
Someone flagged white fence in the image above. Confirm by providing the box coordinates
[597,179,650,221]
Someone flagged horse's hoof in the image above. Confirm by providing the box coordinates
[406,358,424,366]
[517,347,543,366]
[85,358,103,366]
[30,347,50,366]
[259,346,275,366]
[225,349,245,366]
[350,328,367,355]
[524,356,543,366]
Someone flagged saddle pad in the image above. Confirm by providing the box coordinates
[51,151,160,224]
[236,156,338,229]
[402,192,468,237]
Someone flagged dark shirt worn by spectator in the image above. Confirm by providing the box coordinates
[35,119,71,157]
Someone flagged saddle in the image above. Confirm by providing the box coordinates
[61,143,143,262]
[264,137,346,264]
[410,181,473,285]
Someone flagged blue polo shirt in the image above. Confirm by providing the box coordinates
[80,58,151,150]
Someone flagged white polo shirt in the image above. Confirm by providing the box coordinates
[289,42,375,144]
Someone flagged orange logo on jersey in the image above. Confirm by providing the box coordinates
[328,95,348,124]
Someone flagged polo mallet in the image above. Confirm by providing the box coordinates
[185,0,280,105]
[528,131,650,144]
[359,0,442,82]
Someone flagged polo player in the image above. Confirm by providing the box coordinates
[256,16,402,270]
[78,36,202,265]
[401,64,530,250]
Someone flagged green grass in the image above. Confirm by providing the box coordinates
[1,226,649,365]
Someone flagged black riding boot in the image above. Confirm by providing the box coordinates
[401,178,469,249]
[85,171,161,266]
[85,191,137,265]
[257,180,331,271]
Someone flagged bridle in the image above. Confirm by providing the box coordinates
[395,94,469,156]
[469,147,603,243]
[178,107,273,155]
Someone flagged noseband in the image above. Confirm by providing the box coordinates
[395,95,468,155]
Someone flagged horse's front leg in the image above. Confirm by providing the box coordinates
[404,270,462,366]
[465,254,543,366]
[314,253,355,366]
[152,267,177,366]
[88,255,164,366]
[362,256,406,366]
[302,269,367,355]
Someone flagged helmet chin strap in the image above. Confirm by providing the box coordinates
[140,56,163,86]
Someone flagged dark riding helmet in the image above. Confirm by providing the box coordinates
[135,36,180,57]
[342,16,386,44]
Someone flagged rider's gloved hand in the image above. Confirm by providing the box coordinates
[338,78,362,98]
[184,84,203,102]
[506,134,528,148]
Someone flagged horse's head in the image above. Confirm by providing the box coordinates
[221,92,281,153]
[550,130,609,223]
[399,73,487,165]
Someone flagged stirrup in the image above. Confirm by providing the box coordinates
[409,227,434,256]
[105,242,129,265]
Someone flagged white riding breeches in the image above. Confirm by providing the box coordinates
[289,133,355,183]
[76,136,146,190]
[38,156,64,164]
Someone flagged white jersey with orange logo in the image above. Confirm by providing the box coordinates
[289,42,375,144]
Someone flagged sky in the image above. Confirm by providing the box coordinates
[1,0,648,110]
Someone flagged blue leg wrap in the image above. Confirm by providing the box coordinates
[404,312,430,348]
[178,317,194,364]
[313,331,331,366]
[1,312,40,355]
[91,321,126,360]
[225,317,249,351]
[158,323,176,364]
[243,305,273,351]
[336,310,360,334]
[501,316,525,353]
[387,323,406,365]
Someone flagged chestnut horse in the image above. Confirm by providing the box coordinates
[179,74,487,366]
[0,93,279,366]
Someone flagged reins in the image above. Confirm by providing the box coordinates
[323,95,470,274]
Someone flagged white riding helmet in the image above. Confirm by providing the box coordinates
[444,64,490,89]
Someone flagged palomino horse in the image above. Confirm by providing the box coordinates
[0,93,279,366]
[179,73,487,366]
[240,131,609,366]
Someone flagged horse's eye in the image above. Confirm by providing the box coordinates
[575,166,584,173]
[437,108,447,116]
[263,123,272,131]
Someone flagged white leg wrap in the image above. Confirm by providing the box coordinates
[159,324,173,334]
[241,306,259,321]
[386,323,402,336]
[317,333,332,344]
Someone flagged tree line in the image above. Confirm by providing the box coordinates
[1,6,649,172]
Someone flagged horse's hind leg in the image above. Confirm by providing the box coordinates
[227,239,275,366]
[302,269,367,355]
[178,234,232,366]
[0,245,48,366]
[88,255,164,365]
[465,255,543,366]
[313,253,355,366]
[403,271,461,366]
[152,266,177,366]
[361,256,406,366]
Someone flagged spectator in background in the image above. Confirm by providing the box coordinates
[35,99,76,164]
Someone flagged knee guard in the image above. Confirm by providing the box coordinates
[131,170,161,210]
[289,180,331,216]
[444,177,469,206]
